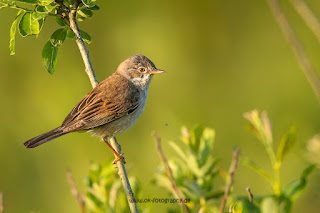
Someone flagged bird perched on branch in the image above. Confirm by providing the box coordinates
[24,54,165,164]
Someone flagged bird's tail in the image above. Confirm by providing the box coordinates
[24,127,65,148]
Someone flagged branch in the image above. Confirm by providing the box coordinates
[0,192,3,213]
[68,0,98,88]
[290,0,320,45]
[66,169,86,213]
[64,1,137,212]
[246,187,253,203]
[152,132,188,213]
[109,137,139,213]
[266,0,320,103]
[219,147,240,213]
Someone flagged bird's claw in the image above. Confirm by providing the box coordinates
[112,153,126,164]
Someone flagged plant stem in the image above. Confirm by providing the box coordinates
[219,147,240,213]
[68,0,98,88]
[109,137,139,213]
[153,132,189,213]
[273,162,281,196]
[290,0,320,45]
[246,187,253,203]
[66,1,138,212]
[66,169,86,213]
[266,0,320,103]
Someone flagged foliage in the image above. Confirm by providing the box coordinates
[153,125,224,213]
[1,0,97,73]
[231,110,316,213]
[84,115,316,213]
[85,161,144,213]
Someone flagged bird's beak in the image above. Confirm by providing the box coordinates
[149,69,165,75]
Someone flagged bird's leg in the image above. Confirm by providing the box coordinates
[103,137,126,164]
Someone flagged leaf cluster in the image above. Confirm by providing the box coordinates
[154,125,224,213]
[231,110,316,213]
[1,0,98,73]
[85,161,142,213]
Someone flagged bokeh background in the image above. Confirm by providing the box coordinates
[1,0,320,212]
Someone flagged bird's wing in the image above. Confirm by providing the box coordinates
[61,75,140,132]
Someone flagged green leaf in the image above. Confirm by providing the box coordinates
[16,0,37,3]
[241,158,273,184]
[244,110,273,144]
[87,4,100,10]
[18,12,40,37]
[32,11,47,20]
[283,164,316,200]
[36,3,57,13]
[261,111,273,144]
[198,127,215,165]
[169,141,189,164]
[42,40,58,74]
[77,8,93,21]
[50,28,67,46]
[38,18,45,33]
[9,11,22,55]
[276,126,296,164]
[261,196,291,213]
[56,16,66,26]
[0,2,7,11]
[190,125,204,154]
[80,30,91,44]
[231,201,244,213]
[66,29,74,38]
[38,0,54,5]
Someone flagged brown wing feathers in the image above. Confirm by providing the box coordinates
[61,74,141,133]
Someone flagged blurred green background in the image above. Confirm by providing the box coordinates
[1,0,320,212]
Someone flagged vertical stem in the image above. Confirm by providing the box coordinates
[153,132,189,213]
[219,147,241,213]
[69,0,98,88]
[273,162,281,196]
[290,0,320,45]
[66,1,138,212]
[266,0,320,103]
[246,187,253,203]
[66,169,86,213]
[109,137,139,213]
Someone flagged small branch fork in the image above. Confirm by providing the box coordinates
[152,132,188,213]
[219,147,240,213]
[58,0,137,212]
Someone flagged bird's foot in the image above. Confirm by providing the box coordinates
[112,153,126,164]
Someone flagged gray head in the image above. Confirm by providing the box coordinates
[117,55,165,89]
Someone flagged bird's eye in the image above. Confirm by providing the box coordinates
[138,67,146,73]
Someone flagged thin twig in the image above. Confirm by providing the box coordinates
[66,169,86,213]
[290,0,320,45]
[246,187,253,203]
[109,137,139,213]
[266,0,320,103]
[219,147,240,213]
[0,192,3,213]
[68,0,98,88]
[64,1,137,212]
[152,132,188,213]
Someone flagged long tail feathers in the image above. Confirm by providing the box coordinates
[24,127,65,148]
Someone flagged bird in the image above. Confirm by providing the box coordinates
[24,54,165,163]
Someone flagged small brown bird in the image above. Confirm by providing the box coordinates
[24,55,164,163]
